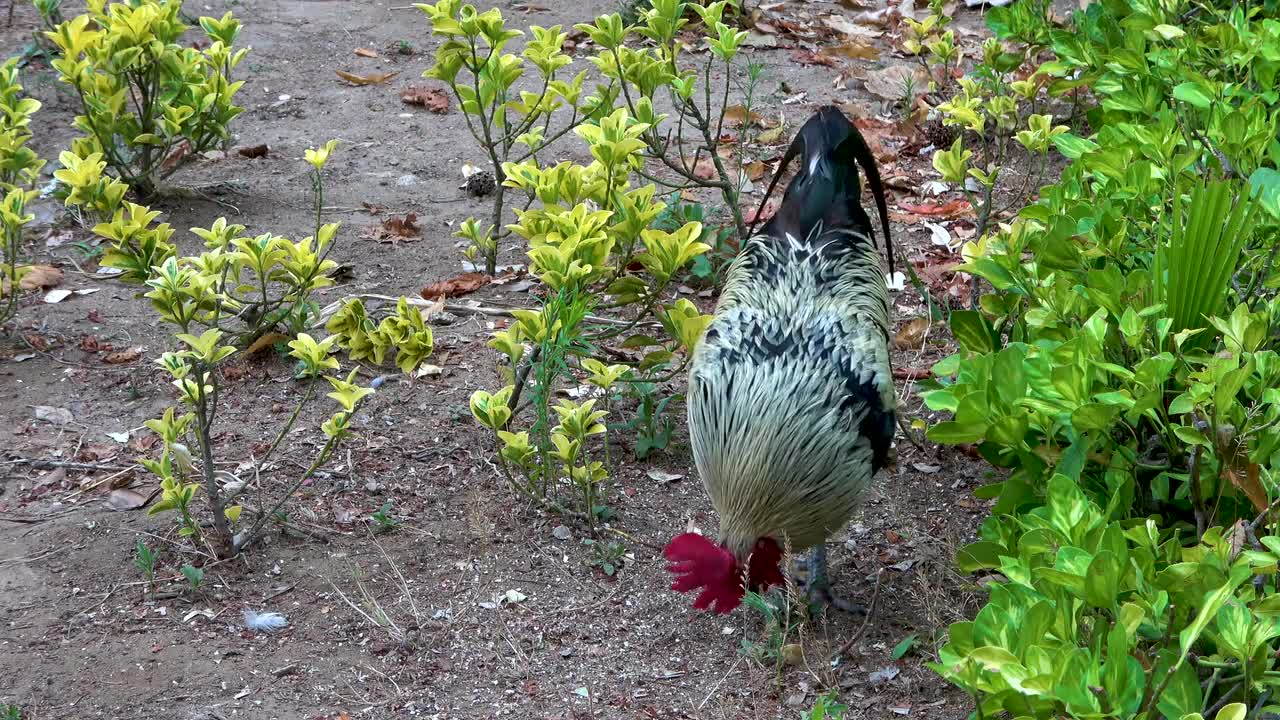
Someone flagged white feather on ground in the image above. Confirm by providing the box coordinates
[243,608,288,632]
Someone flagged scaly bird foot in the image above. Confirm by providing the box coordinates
[793,544,868,617]
[810,584,868,616]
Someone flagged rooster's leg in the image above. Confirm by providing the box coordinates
[796,544,867,616]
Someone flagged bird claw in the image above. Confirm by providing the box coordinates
[810,584,868,617]
[790,546,867,617]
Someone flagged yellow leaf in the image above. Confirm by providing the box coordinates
[224,505,243,522]
[822,41,880,61]
[756,125,786,144]
[245,332,290,355]
[336,69,399,85]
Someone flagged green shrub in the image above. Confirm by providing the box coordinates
[56,140,431,559]
[465,105,713,521]
[441,0,792,522]
[0,56,46,331]
[925,1,1280,717]
[418,0,756,274]
[45,0,247,198]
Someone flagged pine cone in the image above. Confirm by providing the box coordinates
[923,118,958,149]
[464,170,496,197]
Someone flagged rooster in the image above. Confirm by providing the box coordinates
[664,106,896,615]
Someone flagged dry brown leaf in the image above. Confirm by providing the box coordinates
[336,69,399,86]
[129,433,161,452]
[743,160,767,182]
[722,105,764,128]
[237,144,269,159]
[822,14,862,35]
[382,213,420,237]
[823,41,881,61]
[791,49,841,67]
[103,347,142,364]
[401,86,450,113]
[20,265,63,291]
[740,31,780,48]
[361,213,421,244]
[898,199,974,219]
[884,175,915,193]
[692,157,718,181]
[354,47,380,58]
[1225,519,1248,561]
[852,116,902,164]
[744,198,779,224]
[892,317,931,350]
[421,272,491,300]
[1219,430,1269,513]
[161,138,192,174]
[106,487,153,511]
[245,332,291,355]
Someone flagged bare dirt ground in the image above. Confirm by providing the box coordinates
[0,1,1019,718]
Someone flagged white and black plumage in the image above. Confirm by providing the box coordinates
[665,106,896,615]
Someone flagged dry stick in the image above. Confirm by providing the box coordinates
[75,584,120,619]
[697,655,744,711]
[1,458,132,472]
[62,466,138,501]
[832,568,885,660]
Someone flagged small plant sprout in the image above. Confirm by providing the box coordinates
[803,692,848,720]
[419,0,764,276]
[370,501,400,535]
[581,538,626,576]
[179,563,204,594]
[133,539,158,591]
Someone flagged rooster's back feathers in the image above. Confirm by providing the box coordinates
[687,105,896,559]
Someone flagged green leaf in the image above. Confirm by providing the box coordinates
[928,421,987,444]
[892,634,918,660]
[1155,652,1202,719]
[1214,704,1248,720]
[1083,550,1121,609]
[950,310,999,354]
[956,540,1005,572]
[1179,565,1251,661]
[1159,178,1258,348]
[1250,167,1280,220]
[1172,81,1214,109]
[1052,132,1099,159]
[1072,403,1119,432]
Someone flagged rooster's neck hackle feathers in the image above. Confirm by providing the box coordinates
[749,105,895,279]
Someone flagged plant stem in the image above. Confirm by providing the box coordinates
[234,404,360,554]
[193,369,234,559]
